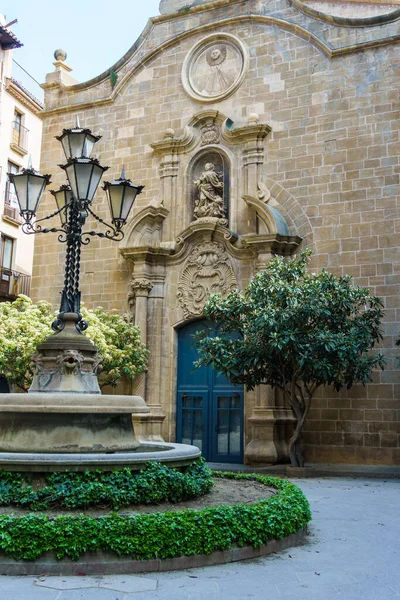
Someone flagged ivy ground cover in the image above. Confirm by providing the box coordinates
[0,465,311,561]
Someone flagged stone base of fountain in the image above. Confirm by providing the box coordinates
[0,393,149,453]
[0,393,201,471]
[0,314,201,473]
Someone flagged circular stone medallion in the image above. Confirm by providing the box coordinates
[182,34,249,103]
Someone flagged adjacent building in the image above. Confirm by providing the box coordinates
[33,0,400,466]
[0,13,43,302]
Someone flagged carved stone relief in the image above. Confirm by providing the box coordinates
[177,242,237,319]
[182,34,249,103]
[125,279,154,323]
[201,120,220,146]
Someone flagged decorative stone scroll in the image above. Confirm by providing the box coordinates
[182,33,249,103]
[177,242,237,319]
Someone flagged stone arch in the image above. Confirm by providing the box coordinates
[262,178,314,248]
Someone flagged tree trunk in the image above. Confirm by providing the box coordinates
[288,385,313,467]
[289,422,304,467]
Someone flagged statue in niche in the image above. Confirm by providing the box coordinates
[194,163,226,220]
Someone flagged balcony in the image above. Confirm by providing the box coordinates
[10,120,29,156]
[2,191,23,225]
[0,267,31,300]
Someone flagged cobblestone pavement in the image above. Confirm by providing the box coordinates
[1,477,399,600]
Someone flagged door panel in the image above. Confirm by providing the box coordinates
[212,392,244,462]
[177,320,244,463]
[177,392,207,452]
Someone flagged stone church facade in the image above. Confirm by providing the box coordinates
[33,0,400,465]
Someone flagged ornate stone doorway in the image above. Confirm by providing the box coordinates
[176,320,244,463]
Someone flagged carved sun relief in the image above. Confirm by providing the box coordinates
[177,242,237,319]
[182,34,249,103]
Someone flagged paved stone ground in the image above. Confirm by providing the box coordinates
[0,477,399,599]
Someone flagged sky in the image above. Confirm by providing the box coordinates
[1,0,161,99]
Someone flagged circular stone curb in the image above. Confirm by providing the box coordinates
[0,442,201,472]
[0,529,307,576]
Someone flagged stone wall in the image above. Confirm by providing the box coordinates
[33,0,400,465]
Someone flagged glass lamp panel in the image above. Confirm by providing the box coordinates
[121,187,138,220]
[27,174,47,213]
[107,185,124,222]
[65,162,78,200]
[84,134,97,157]
[11,173,29,212]
[75,162,91,199]
[87,164,104,202]
[53,189,66,212]
[68,132,86,159]
[51,187,70,226]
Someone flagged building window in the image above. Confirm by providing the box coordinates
[11,110,29,153]
[0,235,14,296]
[3,161,21,221]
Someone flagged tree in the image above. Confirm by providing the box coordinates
[0,296,148,392]
[195,250,386,467]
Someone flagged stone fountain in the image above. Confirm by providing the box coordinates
[0,312,200,472]
[0,120,200,473]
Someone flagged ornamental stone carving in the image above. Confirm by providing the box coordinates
[201,121,220,146]
[182,34,249,103]
[131,279,154,296]
[125,278,154,323]
[177,242,237,318]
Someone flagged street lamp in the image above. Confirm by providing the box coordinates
[8,123,144,333]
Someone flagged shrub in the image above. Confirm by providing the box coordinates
[0,471,311,561]
[0,459,213,511]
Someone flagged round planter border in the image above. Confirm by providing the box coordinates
[0,473,311,575]
[0,529,308,576]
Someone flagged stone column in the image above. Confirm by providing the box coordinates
[143,277,167,440]
[129,277,166,442]
[129,278,153,400]
[241,114,266,234]
[159,152,179,242]
[244,251,295,465]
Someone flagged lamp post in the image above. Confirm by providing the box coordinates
[8,123,144,334]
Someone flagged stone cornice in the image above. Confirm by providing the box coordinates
[40,9,400,117]
[5,79,43,114]
[150,127,197,156]
[290,0,400,28]
[240,233,302,256]
[223,123,272,146]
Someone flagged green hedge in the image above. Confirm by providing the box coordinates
[0,473,311,561]
[0,459,213,510]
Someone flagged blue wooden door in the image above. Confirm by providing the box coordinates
[176,320,244,463]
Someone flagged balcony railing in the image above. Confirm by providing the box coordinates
[3,191,23,223]
[0,267,31,299]
[11,120,29,153]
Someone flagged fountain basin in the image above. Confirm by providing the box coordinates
[0,442,201,472]
[0,393,150,454]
